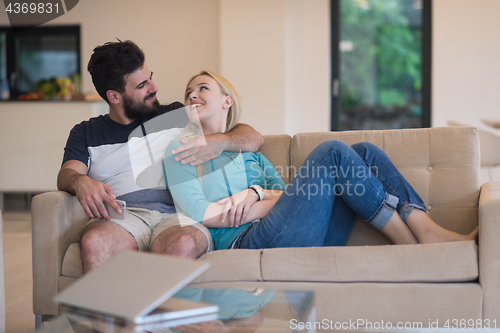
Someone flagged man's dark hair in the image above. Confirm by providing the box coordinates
[87,40,145,103]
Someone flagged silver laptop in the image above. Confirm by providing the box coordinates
[53,250,217,324]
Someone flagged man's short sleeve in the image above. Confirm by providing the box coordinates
[62,122,89,167]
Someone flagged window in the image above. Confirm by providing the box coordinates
[0,25,80,100]
[331,0,431,130]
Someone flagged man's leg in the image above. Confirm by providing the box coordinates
[150,212,212,259]
[80,221,137,274]
[150,225,208,259]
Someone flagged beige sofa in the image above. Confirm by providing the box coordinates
[32,126,500,328]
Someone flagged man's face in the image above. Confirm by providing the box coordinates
[121,63,160,121]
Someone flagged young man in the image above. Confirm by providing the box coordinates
[57,40,263,274]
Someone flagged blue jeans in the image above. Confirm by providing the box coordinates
[233,141,426,249]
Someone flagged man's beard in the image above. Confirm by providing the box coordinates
[123,93,161,122]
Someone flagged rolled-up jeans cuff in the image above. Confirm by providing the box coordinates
[398,203,427,223]
[368,194,399,230]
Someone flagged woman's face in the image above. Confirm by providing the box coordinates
[185,75,231,123]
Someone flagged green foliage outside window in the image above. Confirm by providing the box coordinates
[340,0,422,111]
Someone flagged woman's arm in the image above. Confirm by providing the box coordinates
[165,139,285,229]
[204,189,282,228]
[164,140,212,223]
[213,152,287,228]
[165,140,272,228]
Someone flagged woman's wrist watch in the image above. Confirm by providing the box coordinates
[248,185,265,201]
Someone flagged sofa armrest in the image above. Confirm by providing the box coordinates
[31,191,89,316]
[478,181,500,321]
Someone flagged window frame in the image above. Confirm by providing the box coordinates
[330,0,432,130]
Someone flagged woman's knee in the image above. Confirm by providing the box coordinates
[313,140,351,157]
[351,142,380,157]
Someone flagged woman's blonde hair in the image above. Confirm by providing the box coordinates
[179,70,243,140]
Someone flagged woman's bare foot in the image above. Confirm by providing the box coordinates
[380,212,418,245]
[416,225,477,244]
[406,210,478,244]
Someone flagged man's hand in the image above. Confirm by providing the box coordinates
[171,123,263,166]
[218,189,259,228]
[57,160,122,220]
[172,134,227,166]
[72,175,122,220]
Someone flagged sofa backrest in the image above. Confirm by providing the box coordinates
[259,134,292,184]
[261,127,481,246]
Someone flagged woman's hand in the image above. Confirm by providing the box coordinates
[218,189,260,228]
[202,190,283,228]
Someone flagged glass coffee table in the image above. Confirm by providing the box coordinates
[36,287,316,333]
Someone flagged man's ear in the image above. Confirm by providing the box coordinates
[107,90,121,104]
[223,95,234,109]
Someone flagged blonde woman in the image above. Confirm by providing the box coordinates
[163,71,477,251]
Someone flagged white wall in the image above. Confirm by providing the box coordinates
[433,0,500,182]
[284,0,330,136]
[433,0,500,132]
[219,0,287,135]
[219,0,330,136]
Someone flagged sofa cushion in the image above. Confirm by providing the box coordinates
[63,241,478,283]
[192,249,263,283]
[61,244,264,283]
[260,241,478,283]
[61,243,83,278]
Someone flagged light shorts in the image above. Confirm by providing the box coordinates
[85,207,214,252]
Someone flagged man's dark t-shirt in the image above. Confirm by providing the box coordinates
[62,102,189,213]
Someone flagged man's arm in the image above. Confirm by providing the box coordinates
[172,123,264,166]
[57,160,122,220]
[219,123,264,153]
